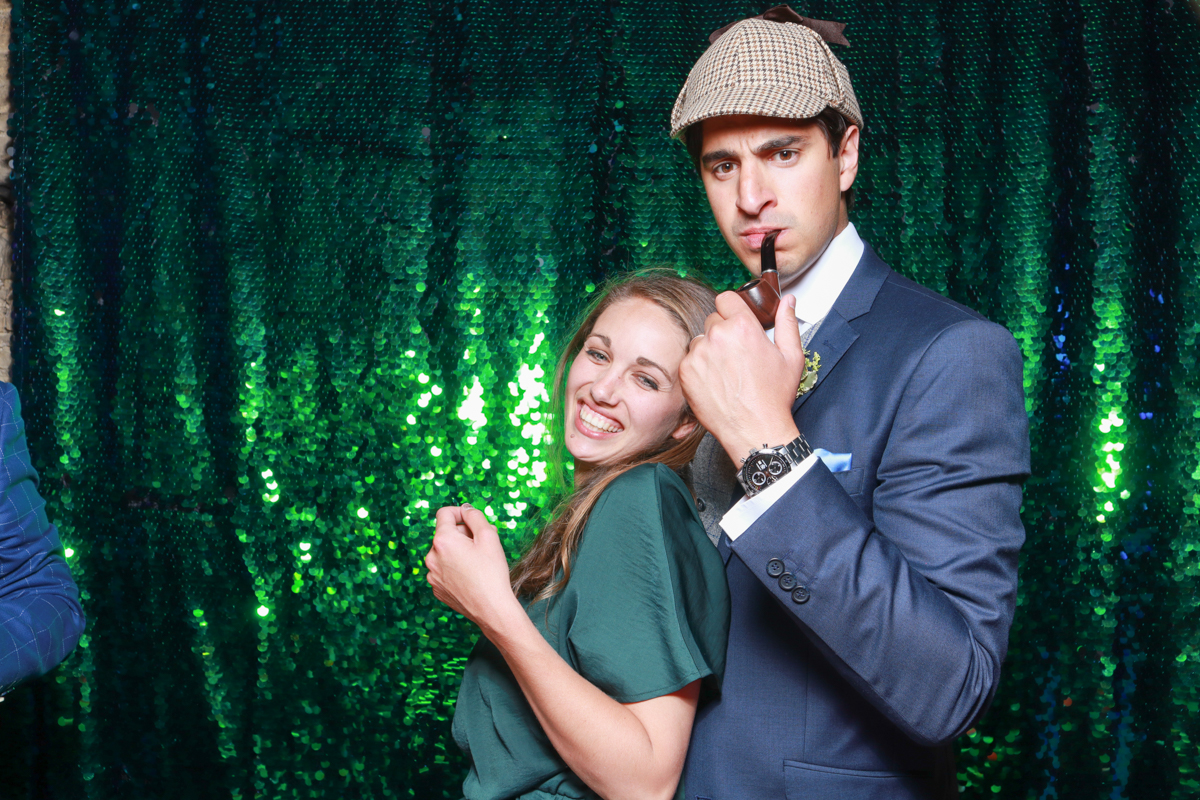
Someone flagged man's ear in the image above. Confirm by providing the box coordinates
[838,125,860,193]
[671,416,699,441]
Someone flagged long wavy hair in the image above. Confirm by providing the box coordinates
[509,269,717,602]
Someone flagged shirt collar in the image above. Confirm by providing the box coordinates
[779,221,864,326]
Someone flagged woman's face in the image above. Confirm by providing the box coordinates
[564,297,696,480]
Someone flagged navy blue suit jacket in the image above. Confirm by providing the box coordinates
[0,382,85,695]
[685,244,1030,799]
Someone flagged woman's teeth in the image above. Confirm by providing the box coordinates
[580,405,622,433]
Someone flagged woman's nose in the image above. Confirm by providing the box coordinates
[591,370,620,404]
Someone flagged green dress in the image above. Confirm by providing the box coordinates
[452,463,731,800]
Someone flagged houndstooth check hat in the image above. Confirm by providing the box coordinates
[670,5,864,139]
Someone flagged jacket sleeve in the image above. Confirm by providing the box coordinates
[0,384,86,694]
[729,318,1030,747]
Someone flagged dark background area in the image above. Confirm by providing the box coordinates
[1,0,1199,797]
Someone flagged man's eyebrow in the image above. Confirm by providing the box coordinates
[700,135,811,167]
[752,134,808,156]
[700,148,738,168]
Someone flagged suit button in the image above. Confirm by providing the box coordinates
[791,586,810,604]
[695,497,706,512]
[778,572,796,591]
[766,558,785,578]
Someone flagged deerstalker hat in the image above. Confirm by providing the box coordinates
[670,5,864,139]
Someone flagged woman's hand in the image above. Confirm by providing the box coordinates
[425,504,523,635]
[431,505,699,800]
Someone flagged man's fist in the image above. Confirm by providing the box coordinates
[680,291,805,463]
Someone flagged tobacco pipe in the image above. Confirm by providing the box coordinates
[735,230,782,330]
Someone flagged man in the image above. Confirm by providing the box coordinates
[675,7,1030,799]
[0,381,85,696]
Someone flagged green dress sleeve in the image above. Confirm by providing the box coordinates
[537,462,730,704]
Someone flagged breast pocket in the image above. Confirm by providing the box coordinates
[783,760,931,800]
[832,467,865,496]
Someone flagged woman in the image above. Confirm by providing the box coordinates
[425,270,730,800]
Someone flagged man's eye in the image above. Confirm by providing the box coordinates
[776,149,797,161]
[713,162,735,175]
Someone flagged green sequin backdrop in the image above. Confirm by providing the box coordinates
[0,0,1198,797]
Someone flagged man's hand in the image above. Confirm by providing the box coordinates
[425,505,524,638]
[680,291,805,464]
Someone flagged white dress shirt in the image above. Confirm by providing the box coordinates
[720,222,865,541]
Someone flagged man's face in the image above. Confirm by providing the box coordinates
[697,115,859,288]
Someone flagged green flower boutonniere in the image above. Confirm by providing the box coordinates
[796,351,821,397]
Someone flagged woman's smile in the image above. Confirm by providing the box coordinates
[576,402,623,436]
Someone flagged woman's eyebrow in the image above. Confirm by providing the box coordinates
[588,333,611,347]
[635,356,670,376]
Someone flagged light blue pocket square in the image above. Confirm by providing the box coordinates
[813,448,853,473]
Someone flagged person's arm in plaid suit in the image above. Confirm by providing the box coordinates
[0,382,85,695]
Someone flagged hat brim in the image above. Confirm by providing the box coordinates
[671,83,857,139]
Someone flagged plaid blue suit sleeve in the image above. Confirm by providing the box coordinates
[0,382,85,695]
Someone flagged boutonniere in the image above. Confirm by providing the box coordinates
[796,351,822,397]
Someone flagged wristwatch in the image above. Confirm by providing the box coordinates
[737,434,813,498]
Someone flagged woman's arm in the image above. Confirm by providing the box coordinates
[425,505,698,800]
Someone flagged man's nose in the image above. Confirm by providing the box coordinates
[736,162,774,217]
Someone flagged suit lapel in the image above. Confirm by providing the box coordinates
[794,309,857,413]
[793,243,891,415]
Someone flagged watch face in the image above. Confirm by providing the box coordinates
[747,452,788,489]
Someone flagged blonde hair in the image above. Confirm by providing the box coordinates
[509,269,717,602]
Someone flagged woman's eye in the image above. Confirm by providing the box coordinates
[637,375,660,391]
[586,349,608,362]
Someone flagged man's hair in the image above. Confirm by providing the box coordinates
[684,106,855,211]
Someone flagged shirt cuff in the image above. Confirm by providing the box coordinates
[719,453,818,541]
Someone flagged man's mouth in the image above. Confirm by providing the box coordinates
[578,403,623,434]
[740,229,783,251]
